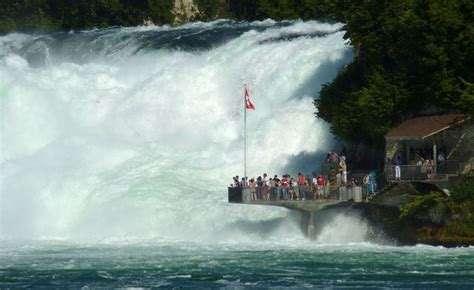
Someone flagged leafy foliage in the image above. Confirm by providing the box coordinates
[400,191,448,224]
[0,0,175,32]
[315,0,474,144]
[445,200,474,237]
[195,0,221,20]
[0,16,16,32]
[450,173,474,202]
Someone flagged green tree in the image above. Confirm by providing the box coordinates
[147,0,174,25]
[196,0,220,20]
[450,174,474,202]
[0,16,16,33]
[315,0,474,145]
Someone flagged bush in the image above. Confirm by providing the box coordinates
[445,200,474,237]
[450,173,474,202]
[400,192,448,224]
[0,16,16,33]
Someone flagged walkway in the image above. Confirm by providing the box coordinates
[241,199,341,212]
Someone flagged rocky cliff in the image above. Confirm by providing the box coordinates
[320,180,474,247]
[173,0,200,24]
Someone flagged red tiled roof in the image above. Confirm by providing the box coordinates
[385,114,470,139]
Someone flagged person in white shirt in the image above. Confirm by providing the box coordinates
[312,175,318,199]
[339,156,347,184]
[262,173,269,200]
[249,178,256,200]
[289,177,297,200]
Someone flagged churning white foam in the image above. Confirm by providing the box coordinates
[0,20,352,241]
[315,213,370,244]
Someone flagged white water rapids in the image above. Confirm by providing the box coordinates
[0,20,353,242]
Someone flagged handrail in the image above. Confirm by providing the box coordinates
[228,185,367,205]
[384,160,474,180]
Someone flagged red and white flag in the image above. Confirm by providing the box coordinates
[244,87,255,110]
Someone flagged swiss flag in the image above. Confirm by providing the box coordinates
[244,87,255,110]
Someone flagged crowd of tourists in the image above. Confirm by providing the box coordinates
[228,144,453,202]
[228,148,385,201]
[230,173,327,201]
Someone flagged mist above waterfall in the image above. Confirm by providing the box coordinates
[0,20,352,241]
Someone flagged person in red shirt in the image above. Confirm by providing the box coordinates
[317,175,325,199]
[281,174,289,200]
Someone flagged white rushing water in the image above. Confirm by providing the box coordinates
[0,20,353,242]
[316,213,370,244]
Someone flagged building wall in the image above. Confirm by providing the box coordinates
[443,121,474,161]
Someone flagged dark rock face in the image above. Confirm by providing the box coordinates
[372,182,419,207]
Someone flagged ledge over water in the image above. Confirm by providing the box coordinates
[236,199,342,212]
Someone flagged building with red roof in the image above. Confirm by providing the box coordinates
[384,114,473,180]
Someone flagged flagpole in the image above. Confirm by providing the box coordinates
[244,85,247,184]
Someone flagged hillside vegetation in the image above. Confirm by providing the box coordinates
[314,1,474,144]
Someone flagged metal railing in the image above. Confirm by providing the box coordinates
[228,185,367,203]
[385,165,426,180]
[445,160,474,174]
[385,160,474,181]
[232,185,331,202]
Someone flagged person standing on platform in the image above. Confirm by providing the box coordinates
[233,176,240,187]
[262,173,269,200]
[297,173,305,200]
[256,176,263,200]
[339,156,347,184]
[304,175,312,198]
[317,175,325,199]
[312,175,318,199]
[281,174,289,200]
[249,178,256,200]
[426,160,433,179]
[240,177,248,188]
[369,171,377,196]
[269,178,275,200]
[394,151,402,180]
[437,152,446,174]
[290,177,297,200]
[274,175,281,200]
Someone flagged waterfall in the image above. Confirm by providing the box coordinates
[0,20,352,241]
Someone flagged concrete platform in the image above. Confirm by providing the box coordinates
[239,199,341,212]
[227,187,361,238]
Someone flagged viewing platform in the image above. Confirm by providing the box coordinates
[228,186,366,212]
[228,186,367,237]
[237,199,341,212]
